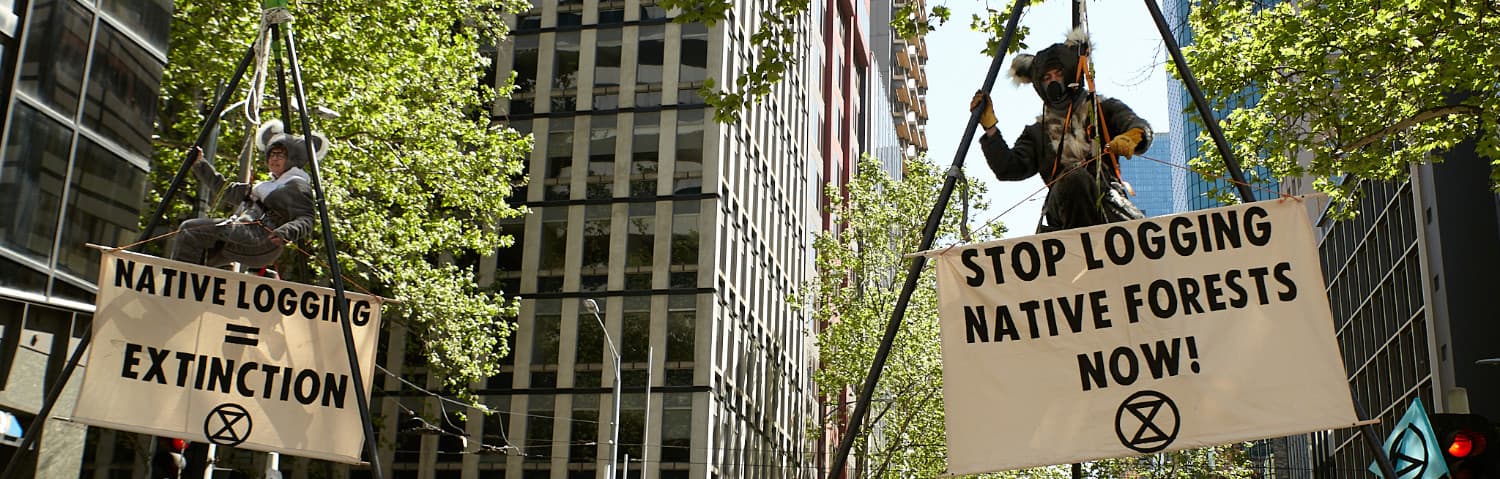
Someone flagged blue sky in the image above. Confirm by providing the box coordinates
[923,0,1171,236]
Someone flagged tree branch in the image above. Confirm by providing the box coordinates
[1339,104,1481,153]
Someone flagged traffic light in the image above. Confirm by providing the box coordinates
[1431,413,1500,479]
[151,436,187,479]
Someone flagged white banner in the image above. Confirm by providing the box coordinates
[73,249,383,464]
[931,198,1360,475]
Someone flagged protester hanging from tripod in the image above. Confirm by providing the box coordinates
[172,120,324,269]
[970,28,1151,233]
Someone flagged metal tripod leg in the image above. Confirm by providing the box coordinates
[822,1,1031,477]
[1141,0,1257,203]
[1141,0,1397,475]
[281,24,387,479]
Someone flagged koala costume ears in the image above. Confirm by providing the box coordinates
[254,119,329,169]
[1008,27,1092,86]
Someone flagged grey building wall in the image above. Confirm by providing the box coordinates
[1291,116,1498,479]
[0,0,171,476]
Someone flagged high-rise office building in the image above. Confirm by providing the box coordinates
[371,0,829,478]
[869,0,929,166]
[1292,141,1500,479]
[0,0,171,475]
[1163,0,1277,211]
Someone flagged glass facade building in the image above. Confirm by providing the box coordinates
[0,0,171,475]
[1118,130,1178,218]
[1302,147,1500,479]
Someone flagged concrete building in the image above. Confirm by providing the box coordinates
[0,0,172,475]
[1291,142,1500,478]
[371,0,837,477]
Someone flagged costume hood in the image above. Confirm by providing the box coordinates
[255,120,328,169]
[1009,27,1090,108]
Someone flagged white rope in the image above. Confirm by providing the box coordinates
[243,8,295,125]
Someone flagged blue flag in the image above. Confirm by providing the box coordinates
[1370,398,1451,479]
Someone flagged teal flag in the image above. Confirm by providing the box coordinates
[1371,398,1451,479]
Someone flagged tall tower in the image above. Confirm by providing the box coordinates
[376,1,822,478]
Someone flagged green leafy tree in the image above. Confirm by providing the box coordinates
[1087,445,1258,479]
[808,155,1031,478]
[154,0,531,389]
[1182,0,1500,210]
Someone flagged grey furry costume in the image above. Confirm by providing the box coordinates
[171,121,322,268]
[979,29,1150,232]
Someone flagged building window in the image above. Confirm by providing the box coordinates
[636,25,664,85]
[99,0,173,52]
[553,31,581,91]
[512,35,539,113]
[630,113,659,198]
[625,203,654,268]
[17,0,92,118]
[480,395,512,464]
[674,109,704,194]
[538,207,568,271]
[80,23,162,156]
[575,299,604,365]
[0,104,70,262]
[524,395,554,461]
[569,393,599,463]
[669,201,698,266]
[545,119,574,200]
[532,299,562,365]
[587,115,616,198]
[581,205,610,270]
[496,216,525,274]
[594,28,621,89]
[660,392,693,462]
[56,137,146,279]
[621,296,649,362]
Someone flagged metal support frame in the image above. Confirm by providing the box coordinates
[1,16,389,479]
[823,2,1031,477]
[825,1,1399,478]
[1141,0,1257,202]
[283,23,386,479]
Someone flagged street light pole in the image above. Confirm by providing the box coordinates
[586,299,621,479]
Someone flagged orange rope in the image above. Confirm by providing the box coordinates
[975,152,1295,235]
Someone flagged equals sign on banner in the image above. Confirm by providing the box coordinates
[224,323,260,347]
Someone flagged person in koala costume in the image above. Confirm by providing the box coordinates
[171,120,323,268]
[970,28,1149,232]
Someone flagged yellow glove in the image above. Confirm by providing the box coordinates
[1108,128,1145,158]
[969,91,998,130]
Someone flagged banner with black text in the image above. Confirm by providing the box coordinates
[72,249,383,464]
[931,197,1359,475]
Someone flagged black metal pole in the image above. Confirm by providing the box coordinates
[1141,2,1397,477]
[272,23,293,132]
[1141,0,1258,203]
[823,2,1029,478]
[282,25,385,479]
[1354,394,1399,479]
[144,45,260,242]
[0,43,258,479]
